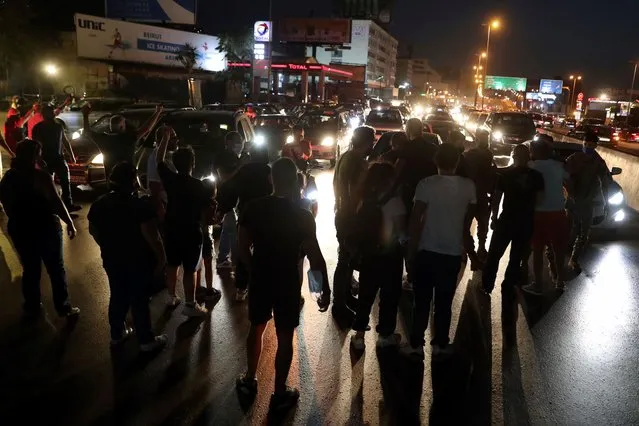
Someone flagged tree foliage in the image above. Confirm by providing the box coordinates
[216,30,253,83]
[177,43,198,75]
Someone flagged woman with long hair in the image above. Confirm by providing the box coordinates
[350,162,407,351]
[0,139,79,317]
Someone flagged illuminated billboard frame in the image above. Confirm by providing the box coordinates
[484,75,527,92]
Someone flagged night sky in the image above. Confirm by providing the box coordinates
[72,0,639,90]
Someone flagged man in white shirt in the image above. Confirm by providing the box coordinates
[146,126,177,220]
[403,144,479,360]
[523,139,570,294]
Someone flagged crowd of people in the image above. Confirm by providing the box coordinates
[0,100,612,414]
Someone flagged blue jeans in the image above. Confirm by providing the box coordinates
[104,263,154,343]
[217,211,237,262]
[9,221,71,313]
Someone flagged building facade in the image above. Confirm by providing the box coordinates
[311,20,398,98]
[396,58,441,94]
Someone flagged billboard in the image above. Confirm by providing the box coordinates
[254,21,272,42]
[277,18,352,44]
[105,0,196,25]
[75,14,225,72]
[484,75,527,92]
[540,79,563,95]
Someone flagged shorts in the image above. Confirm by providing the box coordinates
[165,227,203,272]
[248,275,301,329]
[531,211,569,250]
[202,226,214,260]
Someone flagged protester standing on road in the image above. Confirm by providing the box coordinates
[564,132,610,274]
[88,162,168,352]
[217,147,272,301]
[483,145,544,294]
[82,103,163,180]
[350,162,406,351]
[27,97,71,139]
[236,157,330,413]
[282,125,312,172]
[196,178,222,301]
[156,127,210,317]
[381,132,408,165]
[215,131,243,270]
[147,125,178,221]
[4,97,34,156]
[332,126,375,324]
[524,139,570,294]
[0,139,79,318]
[463,137,496,260]
[403,144,479,360]
[32,104,80,212]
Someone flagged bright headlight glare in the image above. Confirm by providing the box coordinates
[204,174,216,182]
[467,124,477,132]
[254,134,266,146]
[321,136,335,146]
[286,135,294,144]
[608,191,624,205]
[425,107,433,114]
[613,209,625,222]
[91,153,104,165]
[492,130,503,141]
[71,130,82,140]
[306,189,318,201]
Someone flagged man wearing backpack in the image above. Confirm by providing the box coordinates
[332,126,375,325]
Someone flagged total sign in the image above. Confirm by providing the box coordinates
[254,21,272,42]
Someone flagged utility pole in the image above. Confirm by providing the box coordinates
[626,61,638,127]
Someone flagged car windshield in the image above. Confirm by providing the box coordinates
[255,116,293,129]
[367,109,403,124]
[426,112,453,121]
[300,113,338,129]
[494,114,534,127]
[91,111,153,133]
[162,115,234,148]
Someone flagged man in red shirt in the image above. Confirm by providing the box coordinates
[27,96,72,139]
[4,97,34,155]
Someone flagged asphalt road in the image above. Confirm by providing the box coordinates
[0,168,638,425]
[548,126,639,155]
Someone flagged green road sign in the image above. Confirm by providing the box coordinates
[484,75,527,92]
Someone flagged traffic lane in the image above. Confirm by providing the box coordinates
[547,126,639,156]
[0,169,637,424]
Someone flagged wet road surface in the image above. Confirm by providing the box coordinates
[0,167,638,425]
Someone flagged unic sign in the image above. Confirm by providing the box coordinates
[74,13,225,72]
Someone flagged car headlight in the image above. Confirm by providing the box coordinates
[321,136,335,146]
[608,191,624,205]
[492,130,504,141]
[286,135,294,144]
[305,189,318,201]
[414,105,424,115]
[203,174,216,183]
[467,124,477,132]
[71,129,83,140]
[613,209,625,222]
[91,153,104,165]
[254,134,266,146]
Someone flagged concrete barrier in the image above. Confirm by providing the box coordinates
[545,129,639,211]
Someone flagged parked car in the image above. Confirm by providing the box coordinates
[57,97,136,139]
[465,111,489,134]
[253,115,296,159]
[298,109,351,167]
[424,111,457,143]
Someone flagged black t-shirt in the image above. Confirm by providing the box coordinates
[94,130,138,167]
[496,166,545,223]
[463,147,496,195]
[216,149,240,176]
[218,162,272,215]
[158,162,208,230]
[240,196,315,283]
[397,137,438,205]
[32,120,65,161]
[88,192,156,268]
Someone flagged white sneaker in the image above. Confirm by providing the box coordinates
[140,334,168,352]
[431,343,454,360]
[182,302,209,317]
[522,283,543,296]
[400,344,425,360]
[377,333,401,348]
[235,289,248,302]
[167,295,182,307]
[350,332,365,351]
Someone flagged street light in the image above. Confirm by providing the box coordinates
[43,63,58,76]
[482,19,501,109]
[569,75,582,113]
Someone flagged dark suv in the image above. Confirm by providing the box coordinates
[478,112,536,156]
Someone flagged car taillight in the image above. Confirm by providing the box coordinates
[633,132,639,140]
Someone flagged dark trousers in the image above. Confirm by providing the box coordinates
[352,246,403,336]
[333,212,354,306]
[568,202,593,263]
[410,250,462,348]
[8,222,70,313]
[104,264,154,343]
[235,259,249,291]
[474,196,490,249]
[482,219,533,292]
[45,157,73,206]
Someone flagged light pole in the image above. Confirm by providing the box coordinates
[626,61,639,127]
[473,52,486,108]
[481,19,500,110]
[569,74,582,115]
